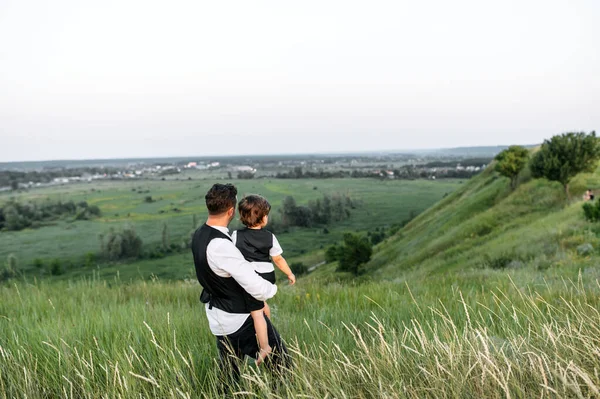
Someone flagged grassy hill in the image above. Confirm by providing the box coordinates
[365,158,600,278]
[2,161,600,397]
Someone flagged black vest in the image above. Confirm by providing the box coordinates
[192,224,262,313]
[235,228,273,262]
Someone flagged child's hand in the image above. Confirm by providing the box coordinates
[287,273,296,285]
[256,345,272,366]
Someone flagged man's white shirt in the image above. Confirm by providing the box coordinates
[204,225,277,336]
[230,230,283,273]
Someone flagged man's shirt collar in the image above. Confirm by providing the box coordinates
[208,225,230,236]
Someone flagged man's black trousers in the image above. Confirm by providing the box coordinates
[216,314,292,385]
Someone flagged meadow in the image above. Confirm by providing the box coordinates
[2,162,600,397]
[0,261,598,398]
[0,177,459,279]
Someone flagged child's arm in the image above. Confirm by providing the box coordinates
[272,255,296,285]
[250,309,272,366]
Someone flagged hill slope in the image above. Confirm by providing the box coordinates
[365,158,600,280]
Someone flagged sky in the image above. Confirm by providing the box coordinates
[0,0,599,162]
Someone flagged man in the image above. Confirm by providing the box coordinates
[192,183,291,385]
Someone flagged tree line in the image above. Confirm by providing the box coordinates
[0,200,101,231]
[273,166,481,180]
[0,168,118,189]
[272,193,358,230]
[495,131,599,197]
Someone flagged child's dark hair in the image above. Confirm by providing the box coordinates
[205,184,237,215]
[238,195,271,227]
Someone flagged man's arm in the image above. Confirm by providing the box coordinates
[207,239,277,301]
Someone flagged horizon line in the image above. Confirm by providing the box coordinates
[0,144,539,165]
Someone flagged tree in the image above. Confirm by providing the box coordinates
[293,206,313,227]
[293,166,303,178]
[10,180,18,191]
[237,171,255,179]
[106,231,123,260]
[325,245,342,263]
[88,205,101,217]
[98,233,105,256]
[280,196,298,226]
[162,222,170,251]
[120,225,143,258]
[105,226,143,260]
[530,132,600,198]
[3,204,25,231]
[495,146,529,189]
[336,233,373,276]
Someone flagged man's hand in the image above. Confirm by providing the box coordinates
[287,273,296,285]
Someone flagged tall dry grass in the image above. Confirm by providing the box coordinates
[1,272,599,398]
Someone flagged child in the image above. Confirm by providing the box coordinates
[232,194,296,366]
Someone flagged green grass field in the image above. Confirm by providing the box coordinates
[2,162,600,397]
[0,178,459,277]
[0,257,598,397]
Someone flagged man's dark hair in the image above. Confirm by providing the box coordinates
[205,184,237,215]
[238,195,271,227]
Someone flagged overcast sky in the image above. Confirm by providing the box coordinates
[0,0,598,161]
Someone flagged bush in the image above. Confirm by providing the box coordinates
[583,201,600,222]
[0,267,16,282]
[33,258,44,269]
[290,262,308,276]
[88,205,101,216]
[325,245,342,263]
[336,234,373,275]
[482,253,516,270]
[369,229,387,245]
[49,259,63,275]
[84,252,96,267]
[105,226,143,260]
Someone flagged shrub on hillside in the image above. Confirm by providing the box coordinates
[325,245,342,263]
[290,262,308,276]
[481,253,524,269]
[583,201,600,222]
[336,233,373,276]
[368,228,387,245]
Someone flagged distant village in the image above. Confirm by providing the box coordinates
[0,153,491,192]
